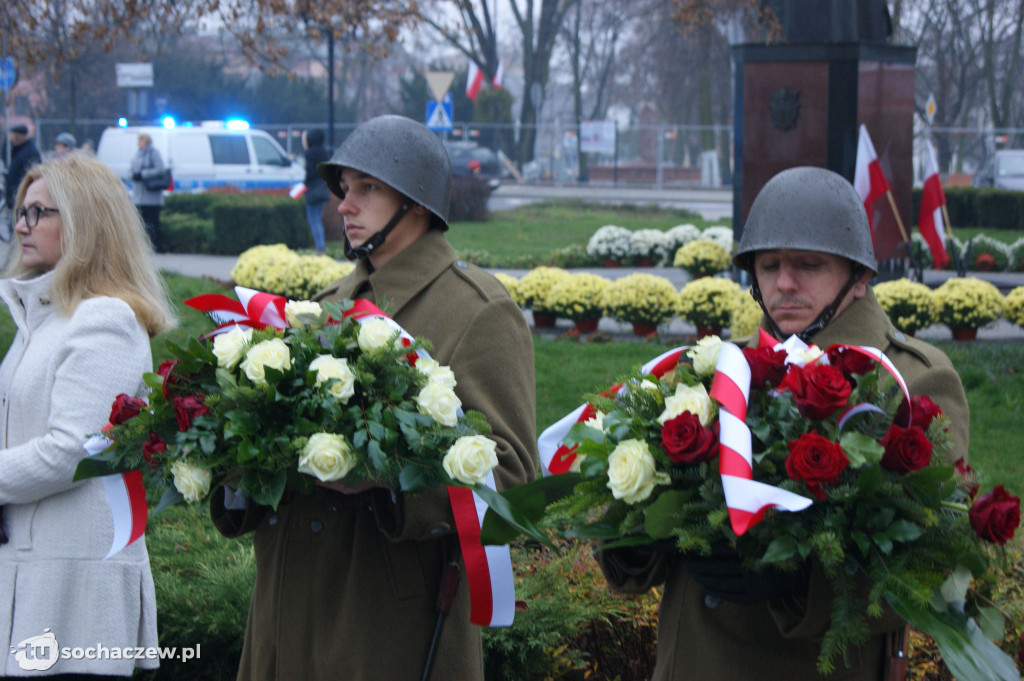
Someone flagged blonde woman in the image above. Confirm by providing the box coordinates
[0,153,175,678]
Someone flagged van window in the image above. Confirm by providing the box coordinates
[210,135,250,165]
[169,132,212,166]
[252,135,290,167]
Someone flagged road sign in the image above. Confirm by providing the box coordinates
[926,94,936,125]
[116,63,153,88]
[0,57,17,90]
[426,93,453,132]
[425,71,454,102]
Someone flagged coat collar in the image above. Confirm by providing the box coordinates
[758,288,893,349]
[0,269,58,332]
[347,230,458,316]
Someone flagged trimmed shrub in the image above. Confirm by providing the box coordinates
[161,213,214,254]
[211,196,310,254]
[974,188,1024,231]
[942,187,977,228]
[449,176,493,222]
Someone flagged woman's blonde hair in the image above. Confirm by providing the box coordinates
[8,154,176,338]
[137,133,152,146]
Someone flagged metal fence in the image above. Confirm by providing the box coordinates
[19,118,1024,190]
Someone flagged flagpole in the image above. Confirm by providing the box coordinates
[885,188,922,280]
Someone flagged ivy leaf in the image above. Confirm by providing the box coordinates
[839,431,884,468]
[887,519,923,544]
[368,440,388,471]
[247,469,288,509]
[938,565,973,605]
[762,535,799,563]
[398,464,428,492]
[152,485,185,516]
[479,474,580,547]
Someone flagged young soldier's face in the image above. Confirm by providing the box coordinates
[336,168,407,251]
[753,249,869,336]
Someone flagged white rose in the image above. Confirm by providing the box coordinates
[687,335,722,378]
[415,381,461,427]
[357,317,401,352]
[788,345,824,367]
[285,300,323,328]
[658,382,716,426]
[212,325,253,370]
[241,338,292,386]
[309,355,356,402]
[416,358,457,390]
[443,435,499,485]
[170,461,213,503]
[298,433,357,482]
[606,439,662,504]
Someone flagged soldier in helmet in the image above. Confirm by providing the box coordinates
[210,115,537,681]
[598,166,969,681]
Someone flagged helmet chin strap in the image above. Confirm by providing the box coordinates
[344,202,413,261]
[750,266,866,344]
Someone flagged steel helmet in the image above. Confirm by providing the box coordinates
[317,115,451,230]
[734,166,877,274]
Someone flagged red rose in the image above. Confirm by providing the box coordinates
[968,485,1021,545]
[954,458,980,499]
[158,359,180,399]
[824,344,877,378]
[778,363,852,420]
[142,432,167,470]
[879,424,933,474]
[742,345,789,389]
[661,412,718,464]
[109,394,147,425]
[173,395,209,432]
[895,394,943,430]
[784,431,849,500]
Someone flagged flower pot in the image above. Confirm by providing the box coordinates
[632,322,658,337]
[975,253,996,272]
[603,258,622,268]
[636,257,655,267]
[574,318,600,334]
[696,325,722,340]
[532,311,557,329]
[951,326,978,341]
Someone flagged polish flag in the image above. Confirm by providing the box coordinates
[854,124,891,233]
[918,141,950,268]
[289,182,306,199]
[466,61,485,101]
[491,60,503,89]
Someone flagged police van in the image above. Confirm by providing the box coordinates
[96,122,304,193]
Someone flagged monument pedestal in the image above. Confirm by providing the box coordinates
[732,42,916,262]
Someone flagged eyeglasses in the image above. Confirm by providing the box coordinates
[16,204,60,229]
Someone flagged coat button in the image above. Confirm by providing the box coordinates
[893,331,906,341]
[267,513,279,526]
[704,594,720,609]
[311,519,324,533]
[428,523,450,538]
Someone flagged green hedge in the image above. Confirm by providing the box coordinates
[912,186,1024,230]
[162,194,311,254]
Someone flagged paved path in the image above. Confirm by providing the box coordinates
[153,254,1024,342]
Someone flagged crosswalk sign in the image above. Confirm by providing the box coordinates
[426,93,453,132]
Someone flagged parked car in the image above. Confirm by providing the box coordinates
[972,149,1024,191]
[444,141,502,190]
[96,122,303,193]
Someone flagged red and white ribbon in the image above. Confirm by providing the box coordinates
[184,286,289,335]
[342,299,515,626]
[711,342,813,535]
[84,433,148,559]
[538,347,689,476]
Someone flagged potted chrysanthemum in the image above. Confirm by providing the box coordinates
[629,229,670,266]
[673,239,732,279]
[933,276,1005,340]
[663,224,702,260]
[1004,286,1024,329]
[544,273,611,333]
[873,278,938,336]
[699,225,734,253]
[676,277,743,339]
[517,267,571,328]
[730,290,763,338]
[586,225,634,267]
[599,273,678,336]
